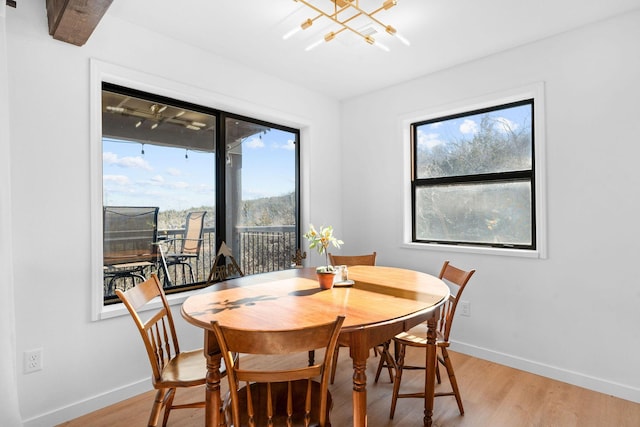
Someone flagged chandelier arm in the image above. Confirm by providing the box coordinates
[343,2,393,30]
[296,0,352,22]
[343,24,375,43]
[338,10,364,27]
[308,13,324,26]
[299,1,374,41]
[328,26,349,38]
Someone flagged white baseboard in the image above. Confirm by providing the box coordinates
[21,342,640,426]
[450,340,640,404]
[22,378,151,427]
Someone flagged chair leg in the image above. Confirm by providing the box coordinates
[389,342,407,419]
[374,345,386,383]
[440,348,464,415]
[384,342,396,383]
[162,388,177,427]
[330,345,341,384]
[184,263,195,284]
[148,388,166,427]
[374,341,395,383]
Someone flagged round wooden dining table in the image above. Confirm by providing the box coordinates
[181,265,450,427]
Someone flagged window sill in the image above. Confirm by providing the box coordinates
[96,288,202,321]
[401,241,545,259]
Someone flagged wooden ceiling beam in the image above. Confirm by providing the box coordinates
[46,0,113,46]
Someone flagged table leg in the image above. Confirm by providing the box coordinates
[423,311,438,427]
[350,341,369,427]
[204,330,225,427]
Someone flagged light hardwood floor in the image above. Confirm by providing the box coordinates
[58,349,640,426]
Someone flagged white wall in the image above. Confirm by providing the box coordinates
[341,10,640,402]
[5,2,341,426]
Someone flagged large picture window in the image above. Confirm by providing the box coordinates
[411,99,535,249]
[100,83,299,305]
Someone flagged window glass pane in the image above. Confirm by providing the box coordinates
[415,181,532,246]
[416,103,532,179]
[102,88,216,302]
[225,118,297,275]
[103,139,215,212]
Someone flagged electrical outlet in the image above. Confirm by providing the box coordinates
[24,348,43,373]
[459,301,471,317]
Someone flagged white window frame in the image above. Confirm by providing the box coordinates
[401,83,547,259]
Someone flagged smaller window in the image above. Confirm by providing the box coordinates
[411,99,535,249]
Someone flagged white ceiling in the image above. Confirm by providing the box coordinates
[107,0,640,100]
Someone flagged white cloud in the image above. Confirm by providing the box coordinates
[103,175,130,185]
[170,181,190,189]
[417,130,443,149]
[150,175,165,184]
[103,151,152,171]
[281,139,296,151]
[245,136,265,149]
[459,119,478,135]
[167,167,182,176]
[103,152,118,163]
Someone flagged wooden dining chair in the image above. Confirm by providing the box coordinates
[328,251,376,267]
[116,274,207,427]
[378,261,475,419]
[326,252,386,384]
[211,315,345,427]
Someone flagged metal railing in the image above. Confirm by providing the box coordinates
[235,226,298,275]
[103,225,298,301]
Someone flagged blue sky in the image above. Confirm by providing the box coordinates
[103,128,296,211]
[416,103,531,151]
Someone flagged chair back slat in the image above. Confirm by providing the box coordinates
[213,316,344,427]
[221,327,338,355]
[437,261,476,342]
[328,251,376,266]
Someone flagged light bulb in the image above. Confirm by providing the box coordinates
[283,26,301,40]
[305,38,324,51]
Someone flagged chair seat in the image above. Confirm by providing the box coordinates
[394,326,447,348]
[226,380,332,427]
[158,349,208,387]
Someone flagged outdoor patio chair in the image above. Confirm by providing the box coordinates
[159,211,207,286]
[103,206,159,297]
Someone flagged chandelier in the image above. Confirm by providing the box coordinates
[284,0,410,51]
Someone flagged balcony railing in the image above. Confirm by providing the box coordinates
[235,226,298,276]
[104,225,298,302]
